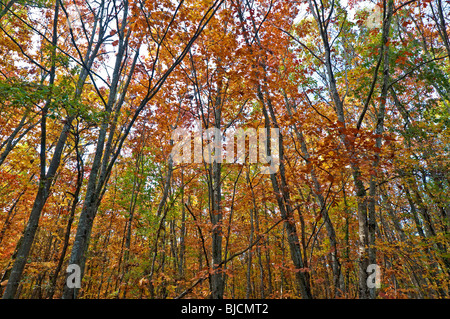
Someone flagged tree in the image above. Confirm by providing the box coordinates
[0,0,448,300]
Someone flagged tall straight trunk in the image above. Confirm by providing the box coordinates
[235,1,310,297]
[246,204,254,299]
[2,0,105,297]
[247,169,265,298]
[342,185,351,296]
[256,213,265,299]
[367,0,394,299]
[307,0,371,298]
[222,166,243,295]
[264,208,273,296]
[210,158,224,298]
[233,6,310,297]
[257,87,312,299]
[119,151,144,298]
[350,167,369,298]
[245,168,257,298]
[146,153,173,298]
[284,92,343,297]
[62,4,133,298]
[61,118,111,299]
[2,2,60,298]
[209,87,224,299]
[47,125,84,299]
[178,169,186,280]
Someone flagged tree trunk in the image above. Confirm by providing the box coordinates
[284,92,343,297]
[62,5,132,298]
[47,125,84,299]
[367,0,394,299]
[258,87,312,299]
[3,2,60,298]
[209,88,225,299]
[178,169,186,280]
[2,0,104,297]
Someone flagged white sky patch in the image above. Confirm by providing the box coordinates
[293,0,376,25]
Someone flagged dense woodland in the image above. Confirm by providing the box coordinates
[0,0,449,299]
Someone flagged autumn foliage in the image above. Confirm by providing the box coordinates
[0,0,449,299]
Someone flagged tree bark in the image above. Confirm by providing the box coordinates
[284,92,344,297]
[367,0,394,298]
[209,83,225,299]
[257,87,312,299]
[2,0,105,297]
[2,1,60,298]
[47,123,84,299]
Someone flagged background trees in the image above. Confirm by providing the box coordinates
[0,0,448,299]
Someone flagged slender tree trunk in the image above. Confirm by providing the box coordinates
[307,0,372,297]
[209,87,225,299]
[367,0,394,299]
[264,211,273,296]
[246,205,254,299]
[342,185,351,297]
[178,169,186,280]
[210,158,224,298]
[146,154,173,298]
[2,2,61,298]
[119,151,144,298]
[62,4,132,298]
[47,125,84,299]
[2,0,105,297]
[284,92,343,297]
[255,209,265,299]
[258,87,312,299]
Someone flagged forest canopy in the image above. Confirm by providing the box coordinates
[0,0,449,299]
